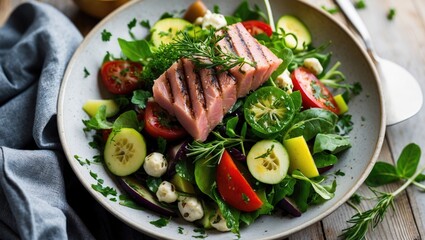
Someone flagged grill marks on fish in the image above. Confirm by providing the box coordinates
[152,23,283,141]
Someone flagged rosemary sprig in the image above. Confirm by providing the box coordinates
[341,164,425,240]
[186,131,249,164]
[172,30,255,72]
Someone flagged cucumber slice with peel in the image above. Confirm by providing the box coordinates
[151,18,192,47]
[247,140,290,184]
[104,128,146,176]
[276,15,312,51]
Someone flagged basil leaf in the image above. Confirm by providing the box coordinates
[314,152,338,168]
[194,158,216,200]
[118,38,152,62]
[292,170,334,200]
[365,162,400,187]
[291,179,310,212]
[313,133,351,154]
[284,108,338,141]
[176,159,195,183]
[233,1,267,22]
[113,110,140,131]
[146,176,162,193]
[212,189,240,234]
[396,143,421,178]
[225,116,239,137]
[272,176,296,205]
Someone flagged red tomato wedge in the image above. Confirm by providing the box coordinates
[216,150,263,212]
[291,67,340,114]
[242,20,273,37]
[144,102,187,141]
[101,60,142,95]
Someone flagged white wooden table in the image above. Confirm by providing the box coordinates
[2,0,425,239]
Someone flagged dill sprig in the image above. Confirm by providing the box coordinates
[341,164,425,240]
[172,30,255,72]
[186,131,249,164]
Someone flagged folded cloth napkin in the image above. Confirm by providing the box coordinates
[0,2,151,240]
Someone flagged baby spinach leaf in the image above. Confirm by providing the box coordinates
[272,176,296,205]
[314,152,338,168]
[313,133,351,154]
[365,162,400,187]
[284,108,337,141]
[396,143,421,179]
[310,179,337,205]
[292,170,334,200]
[240,188,273,226]
[118,38,152,63]
[113,110,140,131]
[212,189,240,234]
[225,116,239,138]
[291,179,310,212]
[194,158,216,200]
[146,176,162,193]
[233,0,267,22]
[176,158,195,183]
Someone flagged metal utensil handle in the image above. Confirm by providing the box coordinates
[335,0,374,51]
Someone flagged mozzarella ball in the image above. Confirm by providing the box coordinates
[143,152,168,177]
[195,10,227,30]
[211,210,230,232]
[156,181,178,203]
[275,69,294,93]
[178,197,204,222]
[303,57,323,75]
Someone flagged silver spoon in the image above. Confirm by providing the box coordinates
[335,0,423,125]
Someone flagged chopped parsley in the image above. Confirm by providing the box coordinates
[354,0,366,9]
[128,18,137,30]
[242,193,250,203]
[131,90,152,109]
[74,155,90,166]
[83,67,90,78]
[387,8,396,20]
[178,226,184,234]
[140,19,150,29]
[91,182,117,197]
[101,29,112,42]
[335,169,346,176]
[150,217,170,228]
[321,6,339,14]
[192,228,207,239]
[89,170,98,180]
[255,144,274,159]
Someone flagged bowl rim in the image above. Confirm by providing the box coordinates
[57,0,386,238]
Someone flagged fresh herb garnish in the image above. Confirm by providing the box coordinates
[150,217,170,228]
[91,182,117,197]
[131,90,152,109]
[83,67,90,78]
[173,30,255,72]
[354,0,366,9]
[119,194,144,210]
[178,226,184,234]
[255,144,274,159]
[82,105,113,131]
[127,18,137,30]
[140,19,150,29]
[101,29,112,42]
[322,6,339,14]
[342,143,425,239]
[387,8,396,20]
[292,170,335,200]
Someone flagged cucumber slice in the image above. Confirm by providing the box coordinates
[246,140,290,184]
[276,15,312,51]
[83,99,119,117]
[104,128,146,176]
[151,18,192,47]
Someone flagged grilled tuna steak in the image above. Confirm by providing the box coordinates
[152,23,282,141]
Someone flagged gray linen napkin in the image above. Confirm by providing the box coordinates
[0,2,155,239]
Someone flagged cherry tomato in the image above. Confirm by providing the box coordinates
[144,102,187,141]
[291,67,340,114]
[101,60,142,95]
[242,20,273,37]
[216,150,263,212]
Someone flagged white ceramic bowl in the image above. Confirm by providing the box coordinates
[58,0,385,239]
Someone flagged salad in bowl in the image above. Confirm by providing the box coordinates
[58,0,384,239]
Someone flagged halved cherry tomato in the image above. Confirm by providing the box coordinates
[291,67,340,114]
[216,150,263,212]
[242,20,273,37]
[144,102,187,141]
[101,60,142,95]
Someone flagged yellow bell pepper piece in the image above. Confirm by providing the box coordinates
[334,94,349,115]
[284,136,319,178]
